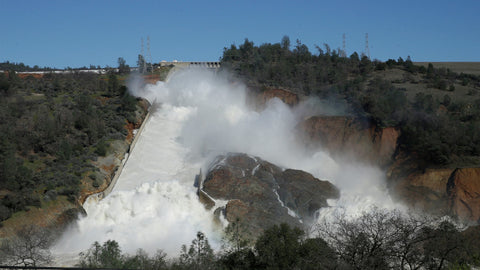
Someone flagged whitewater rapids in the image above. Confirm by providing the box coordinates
[53,68,403,263]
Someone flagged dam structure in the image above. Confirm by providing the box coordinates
[157,61,221,69]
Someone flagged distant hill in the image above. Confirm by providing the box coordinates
[415,62,480,75]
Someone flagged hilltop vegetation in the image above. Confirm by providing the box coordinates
[415,62,480,76]
[0,68,142,224]
[0,61,58,72]
[220,37,480,167]
[0,61,106,72]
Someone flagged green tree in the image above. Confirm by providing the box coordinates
[219,218,256,270]
[254,223,303,269]
[123,249,168,270]
[78,240,124,268]
[121,91,137,112]
[297,238,337,270]
[179,231,216,270]
[79,240,168,270]
[118,57,130,74]
[95,139,108,156]
[223,218,252,253]
[0,225,52,267]
[0,73,10,96]
[360,55,373,75]
[0,204,11,222]
[108,74,120,96]
[422,221,465,269]
[281,35,290,51]
[427,63,435,79]
[137,54,146,74]
[316,208,475,269]
[442,94,452,107]
[57,139,72,160]
[317,209,399,269]
[0,137,17,189]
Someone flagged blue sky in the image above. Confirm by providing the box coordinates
[1,0,479,68]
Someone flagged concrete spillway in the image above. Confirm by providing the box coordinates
[53,105,220,263]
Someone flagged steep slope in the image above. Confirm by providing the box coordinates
[0,99,150,238]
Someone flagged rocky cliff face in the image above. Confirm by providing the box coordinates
[388,160,454,216]
[258,89,299,107]
[198,153,339,237]
[295,113,480,224]
[386,151,480,224]
[250,88,301,111]
[447,168,480,223]
[249,88,480,225]
[300,116,400,168]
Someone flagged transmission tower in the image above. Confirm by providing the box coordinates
[141,37,146,73]
[365,33,371,60]
[342,33,346,57]
[147,36,153,73]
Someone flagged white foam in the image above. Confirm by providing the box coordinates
[53,99,220,262]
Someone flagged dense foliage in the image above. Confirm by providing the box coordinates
[220,37,480,166]
[2,211,477,269]
[0,69,140,223]
[74,211,480,269]
[0,61,109,72]
[0,61,57,72]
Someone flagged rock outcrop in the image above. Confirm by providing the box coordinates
[198,153,339,237]
[300,116,400,168]
[298,114,480,224]
[447,168,480,223]
[388,155,480,223]
[258,89,299,107]
[254,87,480,224]
[388,164,454,216]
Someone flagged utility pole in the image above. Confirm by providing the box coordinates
[342,33,346,57]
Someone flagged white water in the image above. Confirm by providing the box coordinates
[53,68,403,264]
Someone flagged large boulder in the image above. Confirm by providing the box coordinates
[198,153,339,237]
